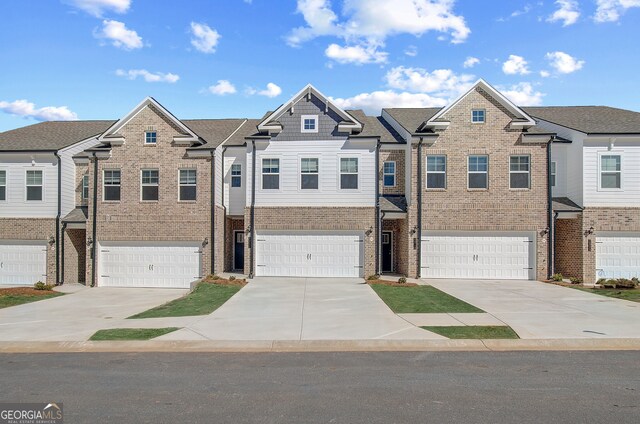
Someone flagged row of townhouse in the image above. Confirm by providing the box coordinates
[0,80,638,288]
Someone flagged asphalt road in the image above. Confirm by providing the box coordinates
[1,351,638,423]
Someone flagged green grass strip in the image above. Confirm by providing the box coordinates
[422,326,519,339]
[370,284,483,313]
[0,292,63,309]
[89,327,180,341]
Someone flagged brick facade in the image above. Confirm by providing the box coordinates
[379,150,405,195]
[0,218,57,284]
[554,217,584,279]
[63,228,86,284]
[224,217,244,272]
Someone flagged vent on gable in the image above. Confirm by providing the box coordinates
[146,125,156,131]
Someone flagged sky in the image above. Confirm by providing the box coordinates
[1,0,640,132]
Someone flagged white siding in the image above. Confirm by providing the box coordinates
[223,147,246,215]
[248,139,377,207]
[58,137,100,216]
[214,148,223,206]
[0,153,58,218]
[583,140,640,207]
[551,144,568,197]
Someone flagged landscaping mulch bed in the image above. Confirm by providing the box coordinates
[0,287,59,296]
[201,277,247,287]
[367,280,418,287]
[0,287,63,309]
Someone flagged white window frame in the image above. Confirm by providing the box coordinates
[301,115,318,133]
[550,161,557,188]
[178,169,197,201]
[231,163,242,188]
[339,157,359,190]
[141,169,159,202]
[598,153,622,191]
[467,155,489,190]
[0,169,6,202]
[261,158,280,190]
[472,109,486,124]
[300,157,319,190]
[383,161,396,188]
[145,131,157,145]
[82,175,89,200]
[103,169,121,202]
[426,155,447,190]
[509,155,531,190]
[25,169,44,202]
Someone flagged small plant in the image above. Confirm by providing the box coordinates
[206,274,219,280]
[367,275,380,281]
[596,278,638,289]
[398,277,407,284]
[552,273,564,282]
[616,278,637,289]
[33,281,53,291]
[596,278,607,285]
[229,276,236,281]
[569,277,581,285]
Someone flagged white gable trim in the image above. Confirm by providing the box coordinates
[257,84,363,134]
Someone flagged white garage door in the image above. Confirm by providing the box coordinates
[421,232,535,280]
[596,232,640,280]
[0,241,47,285]
[98,242,201,288]
[255,232,363,278]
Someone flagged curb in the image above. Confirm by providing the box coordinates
[1,338,640,353]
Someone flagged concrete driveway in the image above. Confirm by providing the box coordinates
[158,277,443,341]
[0,286,189,341]
[427,279,640,339]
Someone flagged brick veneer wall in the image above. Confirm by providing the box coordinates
[0,218,57,284]
[554,217,583,279]
[379,150,405,195]
[63,228,86,284]
[382,219,408,275]
[225,217,244,272]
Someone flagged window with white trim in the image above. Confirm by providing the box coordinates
[26,170,43,201]
[103,170,121,201]
[550,162,557,187]
[340,158,358,189]
[426,155,446,189]
[0,170,6,201]
[145,131,157,144]
[472,109,485,123]
[468,155,488,189]
[510,155,530,189]
[262,159,280,190]
[301,158,319,190]
[141,169,159,201]
[383,161,395,187]
[301,115,318,133]
[179,169,197,201]
[231,164,242,188]
[600,155,621,189]
[82,175,89,200]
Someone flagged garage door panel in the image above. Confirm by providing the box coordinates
[0,241,47,285]
[596,233,640,280]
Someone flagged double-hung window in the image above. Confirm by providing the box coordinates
[468,155,488,189]
[551,162,557,187]
[103,170,121,201]
[383,161,395,187]
[426,156,446,189]
[301,158,319,190]
[340,158,358,189]
[145,131,157,144]
[82,175,89,200]
[26,170,43,201]
[600,155,621,189]
[0,170,6,201]
[510,155,530,189]
[231,164,242,188]
[179,169,197,201]
[262,159,280,190]
[141,169,159,201]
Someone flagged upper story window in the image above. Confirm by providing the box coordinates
[231,164,242,188]
[26,170,43,201]
[141,169,159,201]
[468,155,488,189]
[510,155,530,189]
[600,155,621,189]
[340,158,358,190]
[550,162,557,187]
[262,158,280,190]
[301,158,319,190]
[0,170,6,201]
[179,169,197,201]
[103,170,121,201]
[472,109,485,123]
[301,115,318,133]
[383,161,395,187]
[82,175,89,200]
[426,155,447,189]
[145,131,157,144]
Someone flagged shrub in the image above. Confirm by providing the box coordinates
[552,273,564,282]
[569,277,581,285]
[596,278,638,289]
[229,276,236,281]
[34,281,53,291]
[616,279,637,289]
[398,277,407,284]
[367,275,380,281]
[206,274,219,280]
[596,278,607,285]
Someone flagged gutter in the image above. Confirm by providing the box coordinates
[90,153,99,287]
[375,139,380,276]
[416,138,423,279]
[547,137,554,280]
[221,147,227,273]
[210,150,216,275]
[54,151,62,285]
[249,140,257,278]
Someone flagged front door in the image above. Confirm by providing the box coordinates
[234,231,245,271]
[382,231,393,273]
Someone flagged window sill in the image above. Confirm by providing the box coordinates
[140,200,159,203]
[102,200,120,203]
[178,200,197,203]
[143,144,157,147]
[425,188,447,192]
[467,188,488,192]
[509,188,531,191]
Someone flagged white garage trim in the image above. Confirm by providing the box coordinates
[421,231,536,280]
[255,231,364,278]
[596,232,640,281]
[0,240,48,285]
[98,241,202,288]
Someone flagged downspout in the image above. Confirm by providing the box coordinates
[375,139,381,276]
[54,151,62,285]
[61,222,66,284]
[90,153,98,287]
[547,138,554,279]
[210,150,216,275]
[249,140,256,278]
[221,147,227,273]
[416,138,424,278]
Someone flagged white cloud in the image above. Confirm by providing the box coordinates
[594,0,640,22]
[547,0,580,26]
[190,22,220,53]
[385,67,475,96]
[247,83,282,98]
[404,45,418,57]
[330,91,448,114]
[502,55,530,75]
[64,0,130,17]
[545,51,585,74]
[498,83,545,106]
[208,80,237,95]
[540,70,551,78]
[95,19,143,50]
[463,56,480,68]
[115,69,179,83]
[325,43,388,64]
[0,99,78,121]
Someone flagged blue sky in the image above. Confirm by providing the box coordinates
[1,0,639,132]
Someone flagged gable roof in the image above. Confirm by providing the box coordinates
[183,119,247,148]
[346,110,404,143]
[0,120,115,152]
[523,106,640,135]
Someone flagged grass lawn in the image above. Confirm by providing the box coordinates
[369,284,483,313]
[422,326,519,339]
[128,282,242,319]
[89,327,180,341]
[572,286,640,303]
[0,288,63,309]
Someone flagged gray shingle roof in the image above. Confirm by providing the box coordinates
[379,196,407,213]
[552,197,582,212]
[346,110,404,143]
[523,106,640,134]
[183,119,247,149]
[0,120,115,151]
[223,119,263,146]
[382,108,442,134]
[62,207,88,223]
